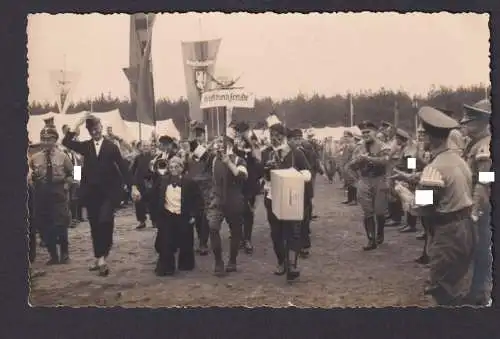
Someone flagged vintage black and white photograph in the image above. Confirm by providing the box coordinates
[27,12,492,308]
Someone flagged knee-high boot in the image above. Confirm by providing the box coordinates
[376,215,385,245]
[363,217,377,251]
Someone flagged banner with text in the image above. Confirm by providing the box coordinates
[200,89,255,109]
[181,39,222,123]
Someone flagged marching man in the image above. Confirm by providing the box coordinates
[262,113,312,282]
[62,114,136,276]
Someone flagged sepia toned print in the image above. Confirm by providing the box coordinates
[27,12,491,307]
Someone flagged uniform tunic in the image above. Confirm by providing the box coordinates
[30,148,73,228]
[341,142,357,187]
[349,139,390,218]
[413,146,475,303]
[462,132,492,301]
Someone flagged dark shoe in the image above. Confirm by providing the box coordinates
[400,225,417,233]
[299,249,310,258]
[274,264,286,276]
[416,232,426,240]
[214,261,226,277]
[59,255,70,264]
[415,255,429,264]
[243,240,254,254]
[385,219,400,227]
[363,242,377,251]
[136,222,146,230]
[286,267,300,281]
[98,264,110,277]
[30,269,46,279]
[376,235,384,245]
[46,258,59,265]
[225,262,237,273]
[196,245,209,256]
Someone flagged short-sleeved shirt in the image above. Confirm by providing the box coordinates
[463,134,491,186]
[418,148,473,214]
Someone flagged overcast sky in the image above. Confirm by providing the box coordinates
[27,12,490,103]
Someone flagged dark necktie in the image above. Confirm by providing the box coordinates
[45,150,53,183]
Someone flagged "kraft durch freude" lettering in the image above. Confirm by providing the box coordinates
[203,93,249,102]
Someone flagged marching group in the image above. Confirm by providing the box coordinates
[28,98,492,306]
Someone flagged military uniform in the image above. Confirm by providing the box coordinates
[340,132,358,204]
[386,134,405,226]
[460,99,492,306]
[411,106,476,306]
[348,121,390,250]
[30,125,73,264]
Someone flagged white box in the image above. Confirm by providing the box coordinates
[415,189,433,206]
[73,165,81,181]
[407,157,416,170]
[270,168,305,221]
[478,171,495,184]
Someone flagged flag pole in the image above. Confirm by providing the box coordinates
[394,100,399,129]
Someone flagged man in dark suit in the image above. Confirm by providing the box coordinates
[62,114,134,277]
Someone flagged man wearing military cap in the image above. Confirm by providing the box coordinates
[62,114,134,276]
[340,131,358,205]
[30,122,73,265]
[460,99,492,306]
[348,120,390,250]
[403,106,476,306]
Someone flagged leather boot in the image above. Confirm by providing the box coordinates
[363,217,377,251]
[286,250,300,281]
[210,231,226,277]
[376,215,385,245]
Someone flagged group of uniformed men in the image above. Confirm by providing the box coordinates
[324,99,492,306]
[28,98,492,304]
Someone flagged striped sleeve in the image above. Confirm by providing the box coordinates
[419,165,445,188]
[475,146,491,161]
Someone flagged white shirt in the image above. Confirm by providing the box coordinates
[94,138,103,156]
[164,184,182,214]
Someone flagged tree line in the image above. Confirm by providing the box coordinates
[29,84,489,137]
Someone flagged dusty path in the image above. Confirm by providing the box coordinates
[30,175,433,308]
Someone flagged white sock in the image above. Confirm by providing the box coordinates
[97,257,105,266]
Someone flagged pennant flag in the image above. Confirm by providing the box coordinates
[136,29,156,126]
[181,39,222,123]
[393,100,399,128]
[125,13,156,126]
[349,94,354,127]
[49,69,80,114]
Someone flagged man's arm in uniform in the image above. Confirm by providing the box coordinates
[410,164,445,215]
[62,151,74,184]
[472,143,492,217]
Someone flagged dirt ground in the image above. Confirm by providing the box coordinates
[29,175,434,308]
